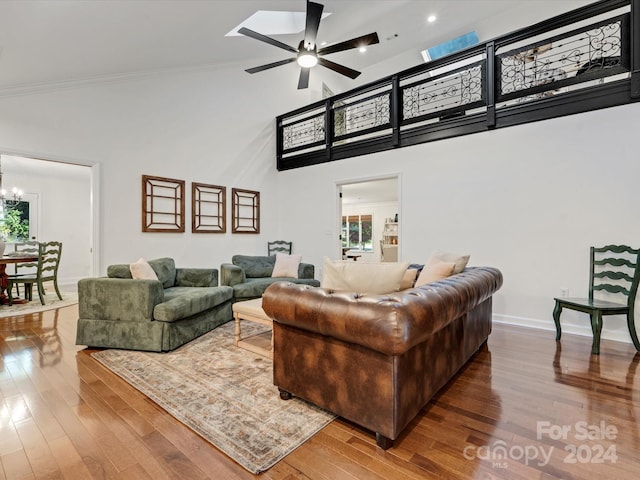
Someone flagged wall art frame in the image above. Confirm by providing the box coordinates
[142,174,185,232]
[192,182,226,233]
[231,188,260,234]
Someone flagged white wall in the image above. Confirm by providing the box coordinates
[275,102,640,346]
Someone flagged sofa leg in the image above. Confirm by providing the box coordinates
[278,388,293,400]
[376,433,393,450]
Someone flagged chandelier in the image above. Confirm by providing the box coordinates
[0,155,23,208]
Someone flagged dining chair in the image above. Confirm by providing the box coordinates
[553,245,640,355]
[7,241,63,305]
[10,240,40,300]
[267,240,292,256]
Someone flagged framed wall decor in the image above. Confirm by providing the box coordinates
[232,188,260,234]
[192,182,226,233]
[142,175,185,232]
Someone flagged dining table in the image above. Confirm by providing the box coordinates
[0,254,39,304]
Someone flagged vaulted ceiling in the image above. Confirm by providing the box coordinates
[0,0,592,91]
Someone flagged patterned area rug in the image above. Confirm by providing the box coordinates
[0,292,78,318]
[91,321,335,474]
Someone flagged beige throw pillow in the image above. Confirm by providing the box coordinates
[414,256,455,287]
[432,249,470,274]
[271,253,302,278]
[130,257,159,280]
[321,257,409,294]
[399,268,419,290]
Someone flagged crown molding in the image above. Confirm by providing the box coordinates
[0,59,242,99]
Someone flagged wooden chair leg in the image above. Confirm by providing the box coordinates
[37,281,46,305]
[7,283,14,306]
[590,310,603,355]
[553,301,563,341]
[627,313,640,351]
[53,279,63,301]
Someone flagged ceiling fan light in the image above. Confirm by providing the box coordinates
[297,52,318,68]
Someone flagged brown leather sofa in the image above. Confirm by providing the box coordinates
[262,266,503,449]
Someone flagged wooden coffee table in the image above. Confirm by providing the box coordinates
[232,297,273,358]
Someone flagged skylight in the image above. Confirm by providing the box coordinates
[226,10,331,37]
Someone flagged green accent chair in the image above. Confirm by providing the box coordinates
[221,254,319,302]
[8,241,63,305]
[553,245,640,355]
[76,257,234,352]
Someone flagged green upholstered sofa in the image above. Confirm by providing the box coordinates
[76,257,233,352]
[220,255,320,302]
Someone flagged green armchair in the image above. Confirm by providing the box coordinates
[76,257,233,352]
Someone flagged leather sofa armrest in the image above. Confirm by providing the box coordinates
[175,268,219,287]
[220,263,245,287]
[78,277,164,322]
[298,262,315,279]
[263,267,503,356]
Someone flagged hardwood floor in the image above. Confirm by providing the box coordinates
[0,305,638,479]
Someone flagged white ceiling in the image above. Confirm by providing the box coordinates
[0,0,593,91]
[342,178,397,205]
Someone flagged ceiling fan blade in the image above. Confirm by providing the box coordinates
[317,32,380,56]
[304,1,324,49]
[318,58,361,79]
[298,67,311,89]
[238,27,298,54]
[245,58,297,74]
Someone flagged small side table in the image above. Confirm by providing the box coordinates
[232,297,273,358]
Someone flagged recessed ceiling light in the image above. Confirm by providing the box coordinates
[427,15,437,23]
[359,46,367,53]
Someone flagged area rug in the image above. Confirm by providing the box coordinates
[0,292,78,318]
[91,321,335,474]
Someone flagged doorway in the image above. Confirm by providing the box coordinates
[338,176,400,262]
[0,153,97,287]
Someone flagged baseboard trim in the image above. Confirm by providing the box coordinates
[492,313,634,346]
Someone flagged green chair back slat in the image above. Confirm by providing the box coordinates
[593,245,637,254]
[594,257,636,268]
[593,284,631,295]
[594,271,634,282]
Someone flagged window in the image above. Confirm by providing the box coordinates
[342,214,372,251]
[0,201,30,241]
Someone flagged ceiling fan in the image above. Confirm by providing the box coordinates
[240,1,380,89]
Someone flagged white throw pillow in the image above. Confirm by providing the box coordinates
[432,249,470,274]
[321,257,409,294]
[414,256,455,287]
[130,257,159,280]
[271,253,302,278]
